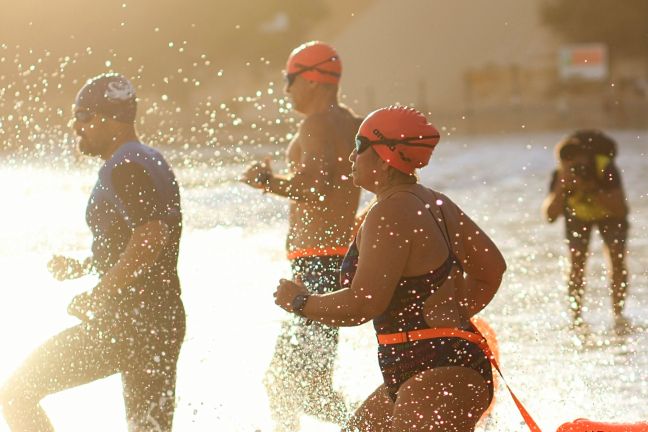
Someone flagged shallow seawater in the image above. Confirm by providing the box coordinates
[0,130,646,431]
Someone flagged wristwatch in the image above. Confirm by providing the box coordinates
[291,293,310,316]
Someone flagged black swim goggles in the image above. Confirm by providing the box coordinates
[74,109,96,123]
[284,56,340,88]
[355,134,440,154]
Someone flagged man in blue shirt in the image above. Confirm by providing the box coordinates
[0,73,185,431]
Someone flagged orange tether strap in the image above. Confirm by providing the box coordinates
[377,322,543,432]
[286,247,349,261]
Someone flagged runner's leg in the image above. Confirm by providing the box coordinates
[0,324,125,431]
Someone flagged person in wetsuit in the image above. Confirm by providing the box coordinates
[241,41,362,432]
[274,106,506,431]
[0,73,185,431]
[542,130,630,331]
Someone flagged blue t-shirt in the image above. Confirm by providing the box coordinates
[86,141,182,298]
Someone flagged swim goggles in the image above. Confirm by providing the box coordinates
[284,56,340,88]
[355,134,440,154]
[74,109,95,123]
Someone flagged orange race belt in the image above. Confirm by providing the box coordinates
[377,321,543,432]
[287,246,349,261]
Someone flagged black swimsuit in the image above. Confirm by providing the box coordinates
[340,192,494,402]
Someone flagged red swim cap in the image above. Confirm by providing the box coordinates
[358,106,440,174]
[285,41,341,85]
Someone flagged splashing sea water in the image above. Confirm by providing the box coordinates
[0,131,646,431]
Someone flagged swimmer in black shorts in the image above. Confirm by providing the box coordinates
[241,41,362,431]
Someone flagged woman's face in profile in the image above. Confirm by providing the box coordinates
[350,145,382,190]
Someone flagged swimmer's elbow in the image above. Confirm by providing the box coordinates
[490,248,506,278]
[499,255,507,275]
[355,300,387,324]
[495,260,507,282]
[542,196,562,223]
[489,263,505,289]
[544,209,560,223]
[345,315,372,327]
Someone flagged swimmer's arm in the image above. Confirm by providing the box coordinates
[92,220,169,299]
[264,171,328,203]
[301,200,407,326]
[542,192,564,223]
[92,163,169,300]
[301,286,378,326]
[592,187,629,219]
[543,170,566,223]
[241,159,320,202]
[455,205,506,316]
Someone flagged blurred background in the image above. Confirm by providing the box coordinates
[2,0,648,153]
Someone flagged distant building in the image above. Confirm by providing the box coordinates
[305,0,647,131]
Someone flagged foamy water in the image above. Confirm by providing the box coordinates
[0,131,647,431]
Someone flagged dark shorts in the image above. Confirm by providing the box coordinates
[564,217,628,254]
[1,297,185,431]
[377,323,494,402]
[292,255,344,296]
[268,256,343,374]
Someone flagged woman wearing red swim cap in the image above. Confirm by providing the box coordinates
[275,106,506,431]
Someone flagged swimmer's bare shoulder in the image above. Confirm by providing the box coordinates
[337,104,364,132]
[299,112,330,140]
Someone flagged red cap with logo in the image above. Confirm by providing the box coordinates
[285,41,342,85]
[358,106,440,174]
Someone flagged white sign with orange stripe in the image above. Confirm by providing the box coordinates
[559,43,608,81]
